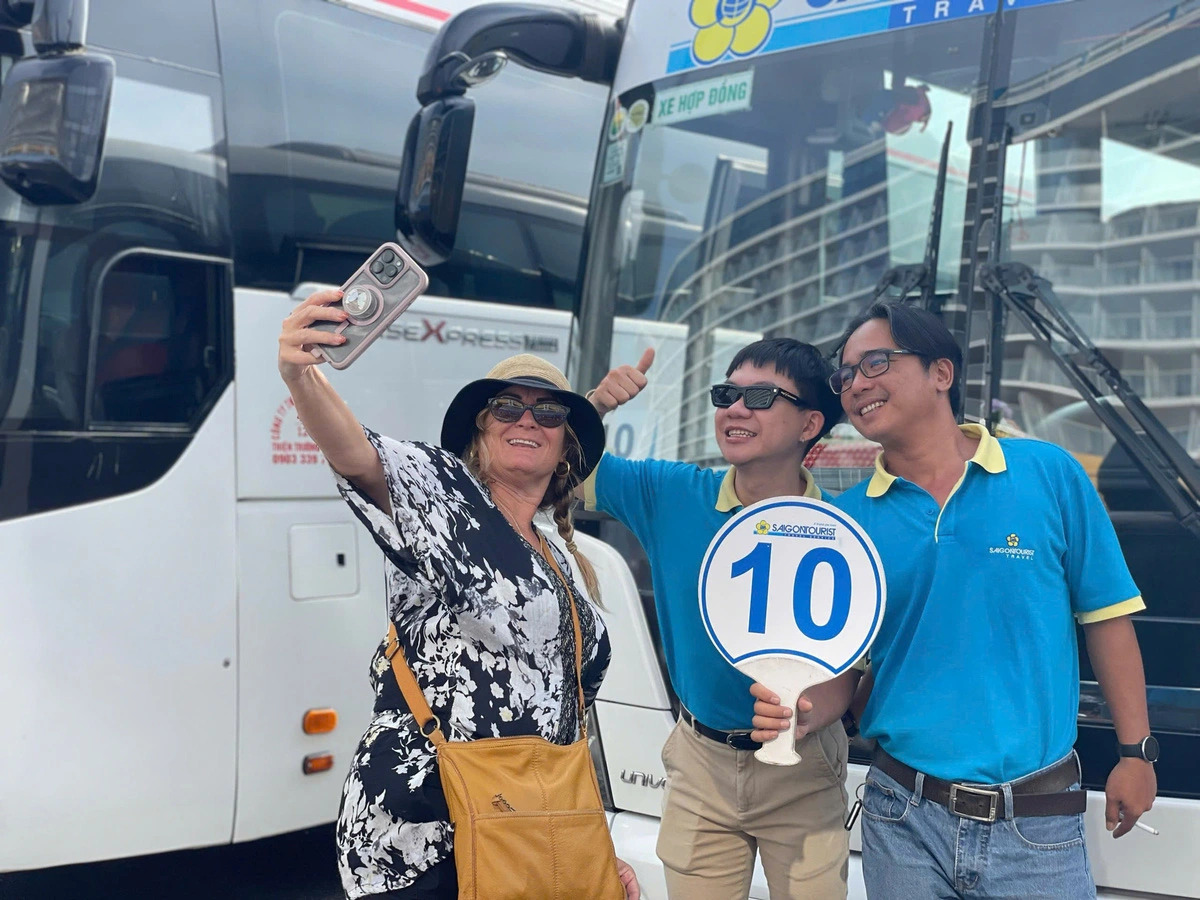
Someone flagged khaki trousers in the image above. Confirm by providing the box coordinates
[655,719,850,900]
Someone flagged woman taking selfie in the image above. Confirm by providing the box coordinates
[278,288,639,900]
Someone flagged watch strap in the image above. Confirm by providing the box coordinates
[1117,736,1158,762]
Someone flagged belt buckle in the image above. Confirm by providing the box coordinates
[725,731,755,751]
[949,784,999,823]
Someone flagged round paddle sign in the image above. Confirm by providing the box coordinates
[699,496,886,765]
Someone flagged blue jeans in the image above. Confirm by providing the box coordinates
[860,753,1095,899]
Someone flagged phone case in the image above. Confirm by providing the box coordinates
[310,241,429,369]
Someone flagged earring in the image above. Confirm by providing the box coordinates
[555,459,571,479]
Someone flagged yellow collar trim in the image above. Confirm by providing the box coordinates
[716,464,822,512]
[865,423,1007,498]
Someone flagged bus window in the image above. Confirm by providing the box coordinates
[1,51,225,437]
[468,65,605,198]
[990,2,1200,797]
[216,0,606,297]
[525,216,587,310]
[445,207,545,306]
[87,0,219,73]
[997,0,1200,468]
[587,18,987,464]
[216,0,426,289]
[90,254,230,427]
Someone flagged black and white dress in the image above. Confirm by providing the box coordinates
[333,431,611,899]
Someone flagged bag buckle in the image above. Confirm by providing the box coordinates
[949,784,1000,823]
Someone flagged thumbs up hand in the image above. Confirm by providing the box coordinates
[588,347,655,417]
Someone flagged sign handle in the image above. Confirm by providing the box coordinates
[758,682,803,766]
[738,657,828,767]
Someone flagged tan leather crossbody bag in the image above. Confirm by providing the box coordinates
[385,534,624,900]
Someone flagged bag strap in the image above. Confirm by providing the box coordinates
[385,623,448,747]
[384,530,588,748]
[536,531,588,740]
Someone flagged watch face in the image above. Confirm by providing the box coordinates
[1143,735,1161,763]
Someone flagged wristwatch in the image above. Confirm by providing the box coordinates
[1117,735,1160,763]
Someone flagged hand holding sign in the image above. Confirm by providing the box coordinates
[699,497,885,766]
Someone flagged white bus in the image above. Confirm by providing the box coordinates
[0,0,664,873]
[398,0,1200,897]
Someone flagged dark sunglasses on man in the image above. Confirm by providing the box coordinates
[710,383,811,411]
[487,396,571,428]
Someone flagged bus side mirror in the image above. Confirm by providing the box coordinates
[0,50,114,204]
[395,95,475,267]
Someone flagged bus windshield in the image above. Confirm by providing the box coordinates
[588,0,1200,475]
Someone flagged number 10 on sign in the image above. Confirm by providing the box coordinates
[699,498,886,766]
[736,543,853,640]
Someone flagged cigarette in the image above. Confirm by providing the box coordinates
[1133,820,1159,836]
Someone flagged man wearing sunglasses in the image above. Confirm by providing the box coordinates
[751,301,1156,899]
[581,339,857,900]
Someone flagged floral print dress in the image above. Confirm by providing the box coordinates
[333,431,611,898]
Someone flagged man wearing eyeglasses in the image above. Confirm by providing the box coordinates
[752,301,1156,899]
[580,338,857,900]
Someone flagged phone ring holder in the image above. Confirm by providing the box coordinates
[343,285,383,325]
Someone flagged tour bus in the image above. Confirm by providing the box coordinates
[0,0,680,874]
[396,0,1200,897]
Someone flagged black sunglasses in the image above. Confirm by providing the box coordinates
[710,383,810,411]
[829,348,920,394]
[487,396,570,428]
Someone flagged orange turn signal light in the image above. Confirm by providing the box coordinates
[303,752,334,775]
[303,708,338,735]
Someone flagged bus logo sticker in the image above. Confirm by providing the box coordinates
[626,99,650,134]
[689,0,777,65]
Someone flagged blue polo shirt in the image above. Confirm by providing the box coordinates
[585,454,828,731]
[834,424,1144,784]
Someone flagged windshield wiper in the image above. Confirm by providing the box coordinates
[974,119,1200,538]
[868,122,952,313]
[977,264,1200,539]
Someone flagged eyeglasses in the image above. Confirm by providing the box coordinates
[829,348,921,394]
[710,383,811,411]
[487,396,570,428]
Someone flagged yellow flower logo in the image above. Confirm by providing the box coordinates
[755,520,770,534]
[1006,533,1019,547]
[690,0,779,65]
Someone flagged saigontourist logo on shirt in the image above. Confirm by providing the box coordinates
[753,519,837,540]
[989,533,1035,560]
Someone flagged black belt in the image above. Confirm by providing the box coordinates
[679,707,761,752]
[873,748,1086,822]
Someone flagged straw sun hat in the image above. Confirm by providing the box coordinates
[440,354,607,479]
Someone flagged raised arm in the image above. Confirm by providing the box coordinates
[278,288,389,514]
[574,348,655,502]
[588,347,656,419]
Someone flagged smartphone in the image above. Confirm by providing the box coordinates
[309,241,429,369]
